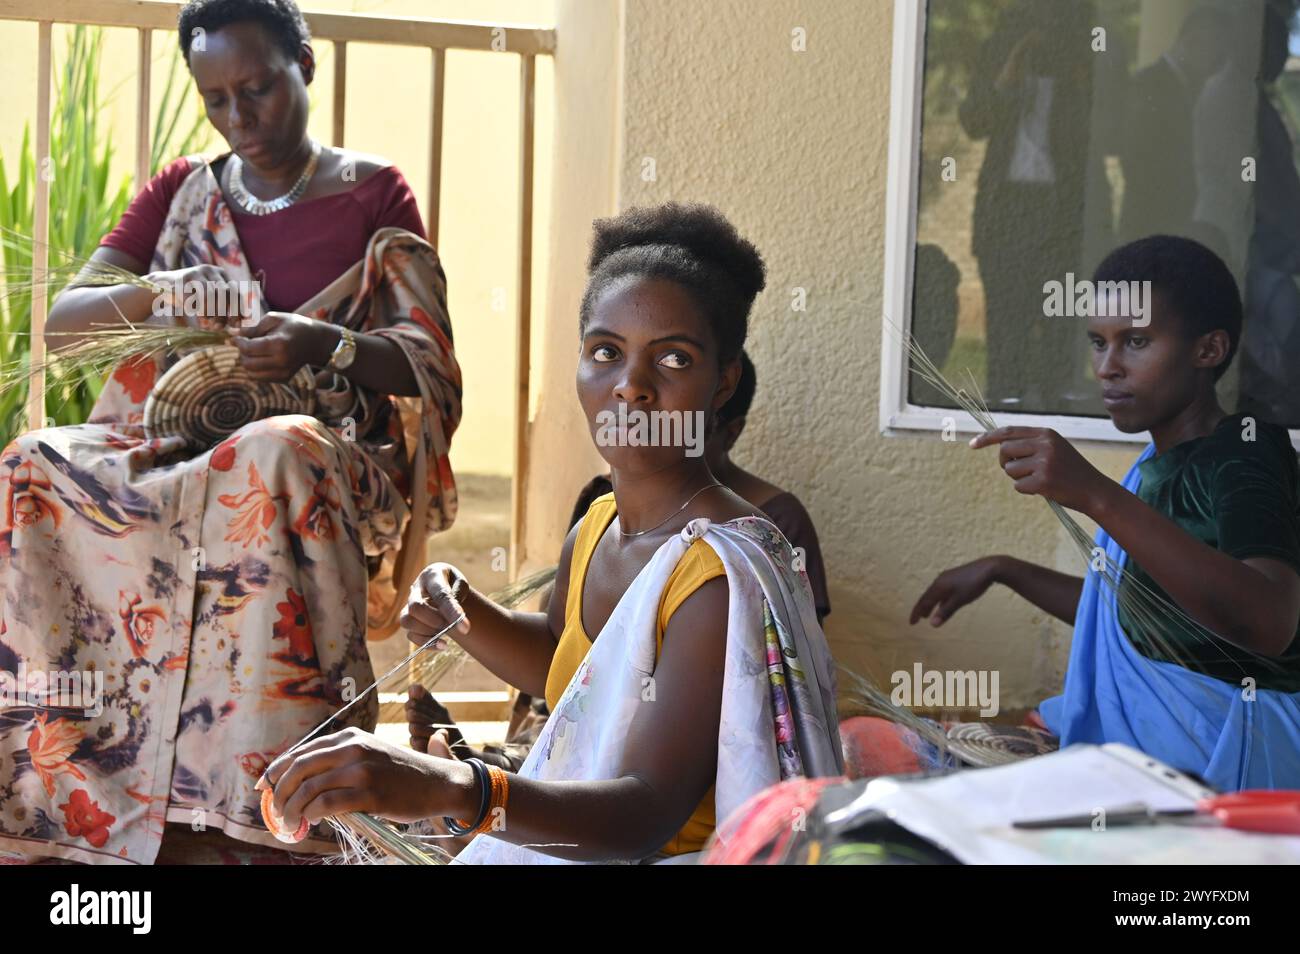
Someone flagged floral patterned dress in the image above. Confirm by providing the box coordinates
[0,157,461,863]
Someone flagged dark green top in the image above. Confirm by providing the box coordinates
[1117,414,1300,692]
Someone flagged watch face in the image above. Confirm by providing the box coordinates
[332,333,357,370]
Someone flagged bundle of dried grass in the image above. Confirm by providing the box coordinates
[323,813,452,866]
[0,324,230,406]
[1,227,217,425]
[0,226,164,303]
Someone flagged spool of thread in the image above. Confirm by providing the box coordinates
[261,786,309,844]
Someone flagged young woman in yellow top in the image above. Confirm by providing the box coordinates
[259,203,840,862]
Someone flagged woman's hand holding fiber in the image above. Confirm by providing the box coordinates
[257,727,474,828]
[229,310,333,382]
[970,426,1112,515]
[402,563,472,642]
[145,263,243,331]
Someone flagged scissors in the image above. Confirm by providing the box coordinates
[1012,790,1300,835]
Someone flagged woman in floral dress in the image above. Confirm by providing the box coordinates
[0,0,460,863]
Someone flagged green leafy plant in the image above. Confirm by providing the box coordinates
[0,26,210,446]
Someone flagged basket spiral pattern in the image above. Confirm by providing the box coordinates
[944,722,1058,767]
[143,345,317,448]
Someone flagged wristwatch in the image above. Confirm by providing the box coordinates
[326,327,357,371]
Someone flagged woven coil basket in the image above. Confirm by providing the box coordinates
[143,344,316,448]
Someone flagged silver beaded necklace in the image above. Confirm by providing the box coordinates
[616,482,723,537]
[228,139,322,215]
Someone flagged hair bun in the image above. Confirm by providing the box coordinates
[587,202,767,303]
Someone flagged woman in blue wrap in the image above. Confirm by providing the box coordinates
[911,235,1300,792]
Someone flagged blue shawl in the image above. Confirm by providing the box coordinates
[1039,445,1300,791]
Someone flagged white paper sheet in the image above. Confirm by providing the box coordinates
[826,743,1300,864]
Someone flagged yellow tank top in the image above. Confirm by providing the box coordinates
[544,493,726,856]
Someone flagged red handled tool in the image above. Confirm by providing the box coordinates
[1012,790,1300,834]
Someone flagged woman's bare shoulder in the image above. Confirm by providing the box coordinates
[322,147,398,185]
[690,486,764,524]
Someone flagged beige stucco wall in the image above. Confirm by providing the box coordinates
[525,0,1139,709]
[517,0,620,574]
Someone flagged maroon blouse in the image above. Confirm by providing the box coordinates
[100,156,427,313]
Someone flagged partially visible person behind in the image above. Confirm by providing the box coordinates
[1236,5,1300,426]
[958,0,1119,409]
[1119,6,1226,244]
[909,244,961,407]
[703,352,831,621]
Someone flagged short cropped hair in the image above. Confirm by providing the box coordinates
[1093,234,1242,380]
[178,0,310,64]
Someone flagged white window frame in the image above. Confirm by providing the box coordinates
[878,0,1300,451]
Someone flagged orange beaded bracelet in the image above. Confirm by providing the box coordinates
[470,765,509,836]
[447,760,511,836]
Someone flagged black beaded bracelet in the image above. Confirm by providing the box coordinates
[445,757,490,836]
